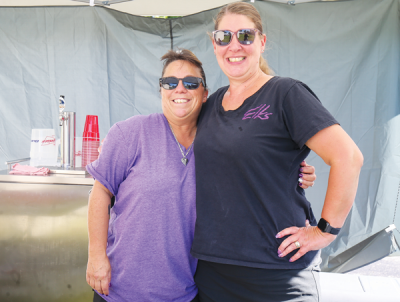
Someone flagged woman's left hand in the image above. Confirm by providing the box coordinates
[276,220,336,262]
[299,161,316,189]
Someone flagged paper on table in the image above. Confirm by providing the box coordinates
[9,163,50,176]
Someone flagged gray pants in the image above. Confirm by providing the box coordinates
[195,260,321,302]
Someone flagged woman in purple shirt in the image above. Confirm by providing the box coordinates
[85,49,316,302]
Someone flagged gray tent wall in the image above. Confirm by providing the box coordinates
[0,0,399,270]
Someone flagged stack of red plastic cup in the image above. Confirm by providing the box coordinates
[82,115,100,167]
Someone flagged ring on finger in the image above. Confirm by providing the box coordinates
[294,241,301,249]
[298,178,303,183]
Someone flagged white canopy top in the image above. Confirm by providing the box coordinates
[0,0,331,16]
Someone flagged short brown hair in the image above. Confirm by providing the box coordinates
[161,48,207,89]
[214,2,273,75]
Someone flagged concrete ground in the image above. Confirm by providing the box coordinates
[319,255,400,302]
[345,255,400,278]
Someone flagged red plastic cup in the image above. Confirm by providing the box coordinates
[83,115,99,140]
[82,115,100,167]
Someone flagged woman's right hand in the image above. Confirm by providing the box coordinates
[86,253,112,296]
[276,222,336,263]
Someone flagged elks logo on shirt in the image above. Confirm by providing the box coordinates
[242,104,273,120]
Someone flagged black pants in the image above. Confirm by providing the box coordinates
[93,292,106,302]
[195,260,320,302]
[93,291,200,302]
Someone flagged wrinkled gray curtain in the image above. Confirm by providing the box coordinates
[0,0,399,269]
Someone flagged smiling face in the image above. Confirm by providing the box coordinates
[161,60,208,126]
[213,13,266,82]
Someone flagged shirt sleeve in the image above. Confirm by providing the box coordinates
[282,82,339,148]
[86,123,129,196]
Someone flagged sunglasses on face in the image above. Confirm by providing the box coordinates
[212,28,261,46]
[159,76,205,90]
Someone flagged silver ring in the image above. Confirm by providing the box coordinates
[294,241,301,249]
[298,178,303,183]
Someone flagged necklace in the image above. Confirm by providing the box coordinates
[168,122,196,166]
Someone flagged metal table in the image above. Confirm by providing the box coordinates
[0,168,94,302]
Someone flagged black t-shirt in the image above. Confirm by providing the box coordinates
[191,76,338,269]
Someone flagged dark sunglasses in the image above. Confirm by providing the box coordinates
[212,28,261,46]
[159,76,205,90]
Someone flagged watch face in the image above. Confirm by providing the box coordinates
[318,218,340,235]
[318,218,329,232]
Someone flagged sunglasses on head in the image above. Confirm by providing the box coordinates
[212,28,261,46]
[159,76,205,90]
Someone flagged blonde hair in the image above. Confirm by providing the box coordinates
[214,2,274,75]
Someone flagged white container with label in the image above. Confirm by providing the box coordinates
[30,129,58,167]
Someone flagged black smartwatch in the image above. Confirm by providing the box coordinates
[317,218,341,235]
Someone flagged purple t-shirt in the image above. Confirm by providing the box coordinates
[87,113,197,302]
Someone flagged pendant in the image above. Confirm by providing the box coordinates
[181,158,188,166]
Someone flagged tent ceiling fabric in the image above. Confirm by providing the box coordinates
[0,0,239,16]
[0,0,339,16]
